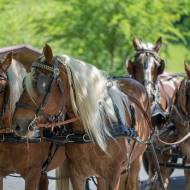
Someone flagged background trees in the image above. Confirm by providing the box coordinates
[0,0,190,74]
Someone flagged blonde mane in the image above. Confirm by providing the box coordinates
[7,59,27,113]
[59,55,130,151]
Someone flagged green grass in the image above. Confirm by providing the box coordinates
[162,44,190,73]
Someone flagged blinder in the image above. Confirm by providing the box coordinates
[37,73,51,95]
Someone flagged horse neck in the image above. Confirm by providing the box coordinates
[159,75,181,112]
[176,80,188,115]
[157,79,167,110]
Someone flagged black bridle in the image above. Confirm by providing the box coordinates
[16,57,65,131]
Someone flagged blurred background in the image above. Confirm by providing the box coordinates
[0,0,190,75]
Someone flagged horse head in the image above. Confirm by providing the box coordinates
[12,44,68,137]
[127,37,165,100]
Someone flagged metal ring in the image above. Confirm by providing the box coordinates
[54,68,60,77]
[83,133,91,142]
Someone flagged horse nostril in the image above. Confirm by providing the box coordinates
[15,125,21,132]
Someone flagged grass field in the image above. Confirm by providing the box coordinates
[162,44,190,73]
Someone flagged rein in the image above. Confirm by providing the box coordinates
[37,116,80,129]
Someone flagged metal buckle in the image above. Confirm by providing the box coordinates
[0,134,5,142]
[54,68,60,77]
[66,133,75,142]
[83,133,92,143]
[184,120,190,128]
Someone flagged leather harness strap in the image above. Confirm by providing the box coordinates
[37,116,80,129]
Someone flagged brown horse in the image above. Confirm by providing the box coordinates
[171,64,190,190]
[0,53,66,190]
[126,37,181,189]
[12,44,151,190]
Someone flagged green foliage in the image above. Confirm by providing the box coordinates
[162,44,190,72]
[0,0,189,75]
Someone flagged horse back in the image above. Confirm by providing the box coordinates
[115,77,150,113]
[159,73,181,99]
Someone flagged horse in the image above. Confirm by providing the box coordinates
[126,37,181,189]
[12,44,151,190]
[0,53,66,190]
[170,64,190,190]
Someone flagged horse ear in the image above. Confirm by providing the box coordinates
[154,37,162,52]
[1,52,12,72]
[126,59,134,75]
[157,59,165,75]
[43,44,53,65]
[184,62,190,79]
[132,37,142,51]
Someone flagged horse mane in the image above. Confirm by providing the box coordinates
[7,59,27,112]
[59,55,130,151]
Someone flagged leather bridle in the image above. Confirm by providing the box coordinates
[16,57,79,131]
[0,73,9,120]
[134,49,162,102]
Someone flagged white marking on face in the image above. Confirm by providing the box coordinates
[144,56,155,97]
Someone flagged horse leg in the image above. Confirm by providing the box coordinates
[56,160,73,190]
[0,176,3,190]
[109,177,120,190]
[184,170,190,190]
[180,142,190,190]
[125,157,141,190]
[97,178,107,190]
[97,176,120,190]
[69,165,85,190]
[159,166,171,190]
[38,172,49,190]
[25,168,41,190]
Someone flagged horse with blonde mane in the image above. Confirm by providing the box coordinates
[13,44,151,190]
[0,53,66,190]
[126,37,181,189]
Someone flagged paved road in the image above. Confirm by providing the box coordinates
[3,167,185,190]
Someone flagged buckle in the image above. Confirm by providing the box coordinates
[183,120,190,128]
[82,133,92,143]
[54,68,60,77]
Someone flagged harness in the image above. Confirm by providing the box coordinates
[16,56,141,140]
